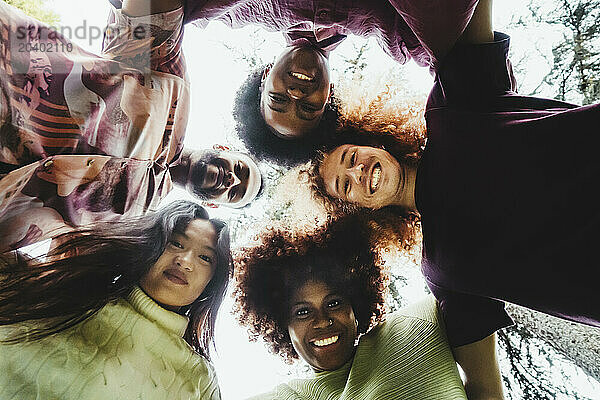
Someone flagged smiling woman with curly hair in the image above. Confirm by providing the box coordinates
[234,212,505,400]
[234,213,388,363]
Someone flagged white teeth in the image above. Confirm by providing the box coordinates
[371,166,381,192]
[291,72,313,81]
[313,335,339,347]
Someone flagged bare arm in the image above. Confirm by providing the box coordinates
[121,0,183,17]
[458,0,494,44]
[453,333,505,400]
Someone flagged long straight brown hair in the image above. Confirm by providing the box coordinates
[0,200,232,360]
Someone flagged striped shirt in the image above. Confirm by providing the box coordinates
[0,2,188,251]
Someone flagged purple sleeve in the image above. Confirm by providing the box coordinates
[284,25,347,53]
[426,279,514,347]
[427,32,517,111]
[387,0,479,66]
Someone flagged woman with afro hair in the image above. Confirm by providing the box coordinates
[219,0,479,166]
[234,212,505,400]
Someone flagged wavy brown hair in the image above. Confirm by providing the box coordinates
[333,75,426,158]
[234,212,392,363]
[0,200,232,360]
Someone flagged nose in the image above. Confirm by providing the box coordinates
[224,171,241,188]
[312,310,332,329]
[287,86,307,100]
[176,252,194,271]
[346,163,364,185]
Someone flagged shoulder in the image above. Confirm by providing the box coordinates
[364,295,449,354]
[361,295,446,349]
[380,295,442,333]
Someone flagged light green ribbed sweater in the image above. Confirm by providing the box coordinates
[0,287,220,400]
[250,296,467,400]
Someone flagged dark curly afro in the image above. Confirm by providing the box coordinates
[232,65,340,167]
[234,213,390,363]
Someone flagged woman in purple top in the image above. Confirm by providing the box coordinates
[307,0,600,348]
[203,0,478,165]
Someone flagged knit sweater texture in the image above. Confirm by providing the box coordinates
[0,287,220,400]
[249,296,466,400]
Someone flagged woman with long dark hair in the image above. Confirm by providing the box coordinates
[0,200,230,399]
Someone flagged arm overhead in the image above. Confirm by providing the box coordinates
[459,0,494,44]
[121,0,183,17]
[453,333,505,400]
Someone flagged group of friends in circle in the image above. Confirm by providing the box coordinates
[0,0,598,399]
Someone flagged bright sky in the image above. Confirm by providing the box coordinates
[42,0,600,398]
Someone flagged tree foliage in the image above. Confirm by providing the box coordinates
[498,312,599,400]
[5,0,60,26]
[509,0,600,104]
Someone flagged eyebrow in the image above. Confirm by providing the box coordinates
[268,104,286,113]
[200,241,217,255]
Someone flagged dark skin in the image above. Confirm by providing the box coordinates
[170,148,262,208]
[287,280,358,372]
[260,44,332,138]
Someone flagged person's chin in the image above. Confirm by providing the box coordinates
[308,343,350,371]
[312,356,346,372]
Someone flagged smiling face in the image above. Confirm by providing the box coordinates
[139,219,217,309]
[187,150,262,208]
[287,280,358,372]
[319,144,403,209]
[260,44,331,138]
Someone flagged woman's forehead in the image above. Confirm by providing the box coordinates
[291,280,335,303]
[182,219,217,246]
